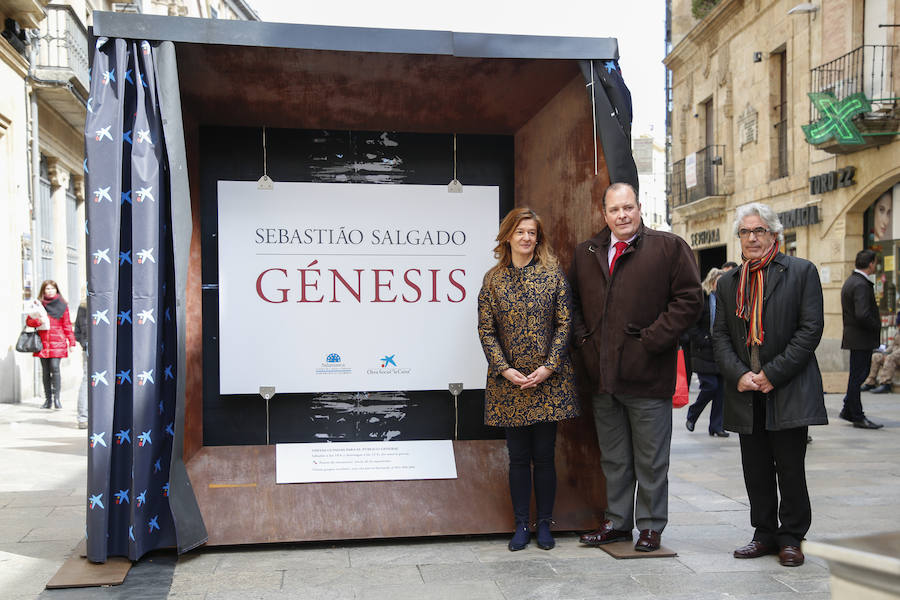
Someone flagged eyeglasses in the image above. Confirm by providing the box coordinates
[737,227,772,239]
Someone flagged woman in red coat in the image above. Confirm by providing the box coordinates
[26,280,76,409]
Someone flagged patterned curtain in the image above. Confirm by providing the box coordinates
[84,37,205,563]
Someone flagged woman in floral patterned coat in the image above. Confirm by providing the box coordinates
[477,207,579,552]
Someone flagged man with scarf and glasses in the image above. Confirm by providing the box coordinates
[712,203,827,568]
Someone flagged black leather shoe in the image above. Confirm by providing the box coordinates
[838,409,854,422]
[860,383,875,391]
[871,384,892,394]
[709,430,730,437]
[779,545,804,567]
[853,416,884,429]
[579,520,632,546]
[733,540,778,559]
[41,399,52,409]
[685,419,695,432]
[634,529,661,552]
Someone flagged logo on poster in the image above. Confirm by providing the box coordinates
[316,352,351,375]
[367,354,411,375]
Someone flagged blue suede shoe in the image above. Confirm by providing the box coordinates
[536,519,555,550]
[508,521,530,551]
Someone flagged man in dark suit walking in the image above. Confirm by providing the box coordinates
[840,249,884,429]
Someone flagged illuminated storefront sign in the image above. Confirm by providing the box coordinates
[802,92,871,145]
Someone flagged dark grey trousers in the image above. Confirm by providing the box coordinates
[591,393,673,533]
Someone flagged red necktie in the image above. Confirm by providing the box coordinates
[610,241,628,274]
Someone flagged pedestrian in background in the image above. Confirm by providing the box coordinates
[685,267,729,437]
[839,249,884,429]
[73,295,89,429]
[25,280,76,409]
[478,207,579,552]
[862,333,898,394]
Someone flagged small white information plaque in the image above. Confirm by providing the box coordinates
[275,440,458,484]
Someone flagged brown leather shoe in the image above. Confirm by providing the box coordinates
[779,545,804,567]
[733,540,778,559]
[579,520,632,546]
[634,529,661,552]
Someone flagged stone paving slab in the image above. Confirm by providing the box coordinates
[216,545,351,572]
[2,390,899,599]
[280,564,423,588]
[347,539,479,567]
[494,574,652,600]
[356,582,505,600]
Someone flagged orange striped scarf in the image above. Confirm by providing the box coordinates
[736,241,779,346]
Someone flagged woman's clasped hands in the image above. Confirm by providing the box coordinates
[502,366,553,389]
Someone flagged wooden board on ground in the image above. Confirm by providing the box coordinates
[46,540,132,589]
[600,540,677,559]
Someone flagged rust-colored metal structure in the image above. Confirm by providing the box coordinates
[94,13,617,546]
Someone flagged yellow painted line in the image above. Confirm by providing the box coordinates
[208,483,257,488]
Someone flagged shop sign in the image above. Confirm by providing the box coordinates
[690,229,720,247]
[778,205,821,230]
[809,166,856,195]
[802,92,870,145]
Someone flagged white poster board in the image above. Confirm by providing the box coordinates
[275,440,458,483]
[685,152,697,189]
[217,181,497,394]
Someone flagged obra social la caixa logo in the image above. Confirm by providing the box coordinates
[367,354,411,376]
[316,352,351,375]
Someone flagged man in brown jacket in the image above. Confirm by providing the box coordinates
[571,182,702,552]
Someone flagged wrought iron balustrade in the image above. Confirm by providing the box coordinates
[809,45,897,122]
[670,144,725,208]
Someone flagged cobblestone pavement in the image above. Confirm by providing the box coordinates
[1,387,898,600]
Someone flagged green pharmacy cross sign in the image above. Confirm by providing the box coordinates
[802,92,871,145]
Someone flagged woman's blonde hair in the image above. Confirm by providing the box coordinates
[702,268,724,295]
[484,207,558,284]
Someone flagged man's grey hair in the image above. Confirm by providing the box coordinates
[733,202,785,244]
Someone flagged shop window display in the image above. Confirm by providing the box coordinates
[865,183,900,343]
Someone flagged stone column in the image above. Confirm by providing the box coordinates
[46,158,70,296]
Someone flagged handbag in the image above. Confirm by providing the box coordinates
[672,348,689,408]
[15,327,43,353]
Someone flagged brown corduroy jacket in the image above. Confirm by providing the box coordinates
[569,223,702,398]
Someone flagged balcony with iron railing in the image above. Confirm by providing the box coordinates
[32,4,89,129]
[670,145,726,214]
[805,45,899,154]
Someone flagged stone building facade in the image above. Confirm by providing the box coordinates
[665,0,900,370]
[0,0,257,403]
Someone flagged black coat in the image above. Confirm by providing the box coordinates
[689,292,719,375]
[74,303,88,352]
[840,271,880,350]
[712,253,827,432]
[570,223,702,398]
